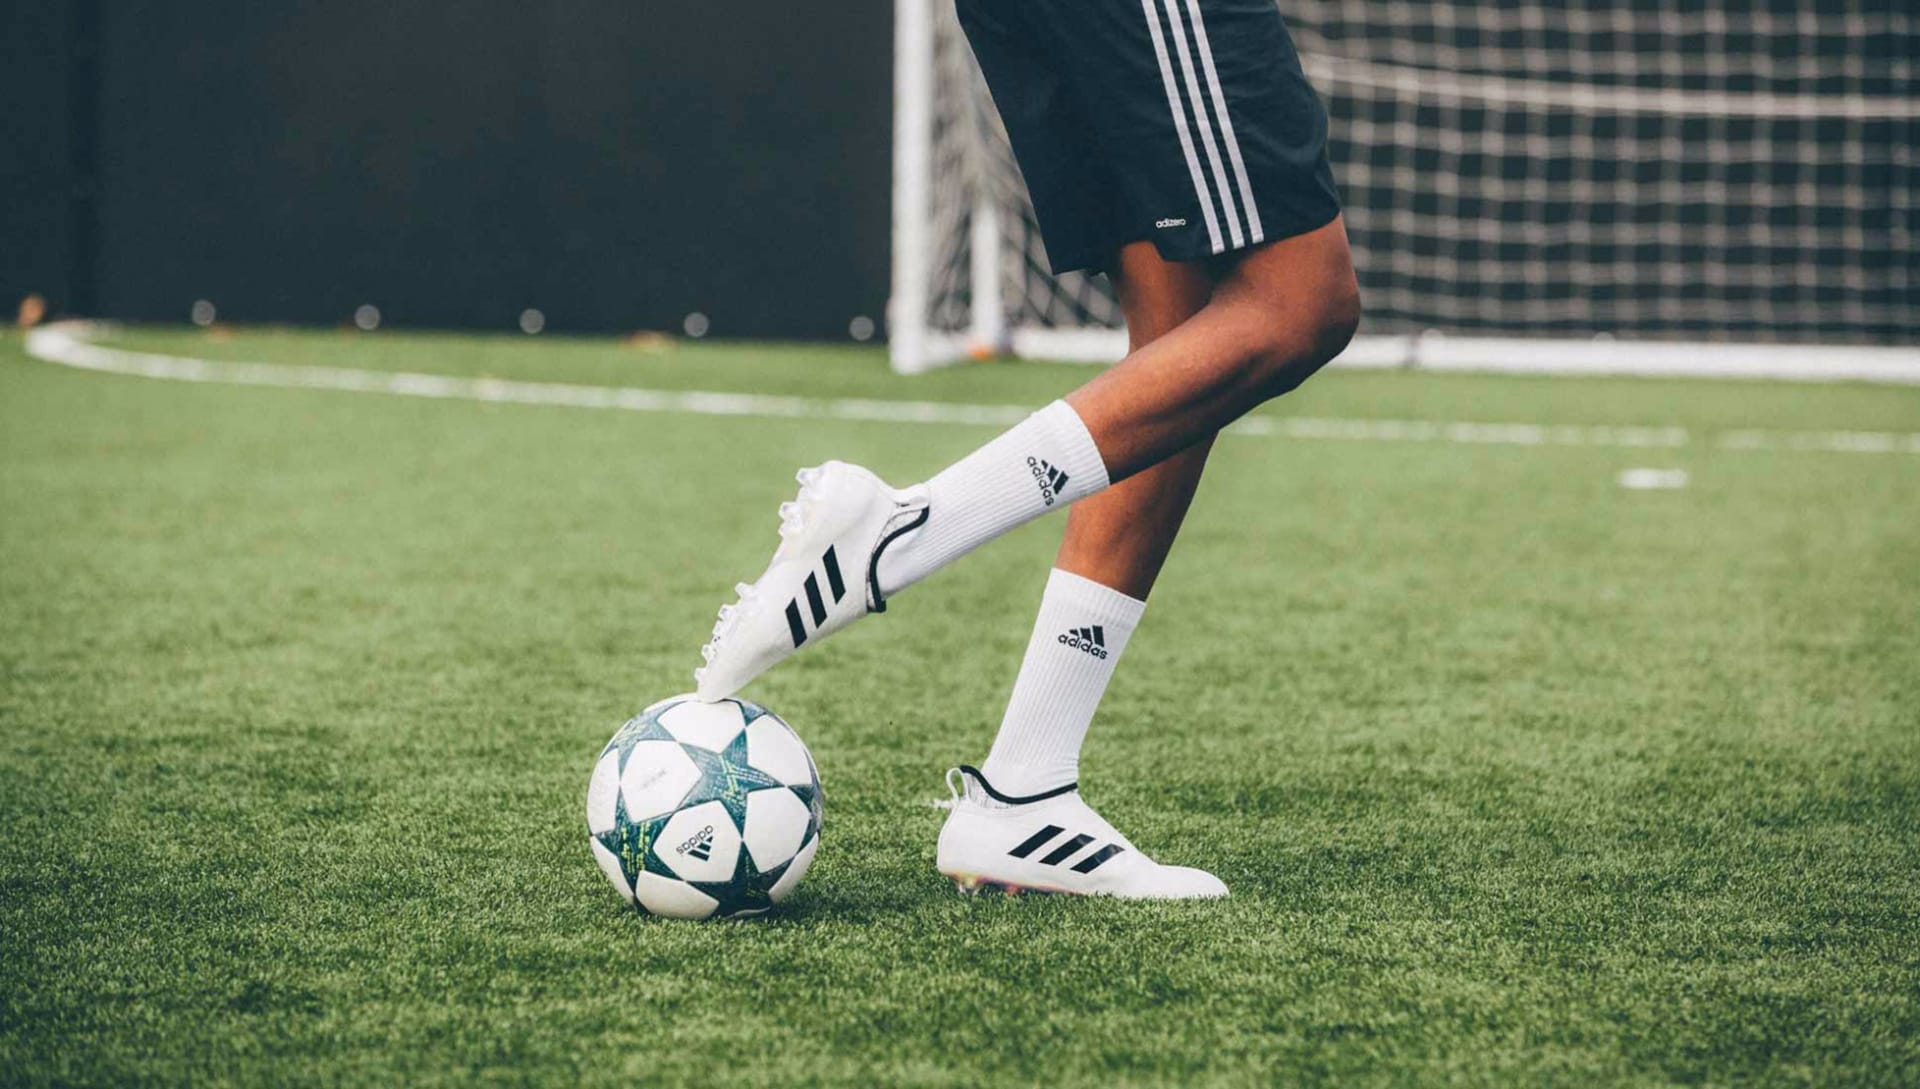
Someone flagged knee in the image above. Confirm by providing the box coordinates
[1243,279,1362,399]
[1307,282,1363,366]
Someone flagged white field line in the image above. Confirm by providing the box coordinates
[22,323,1920,456]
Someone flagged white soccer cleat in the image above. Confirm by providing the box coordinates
[695,461,928,701]
[936,766,1229,900]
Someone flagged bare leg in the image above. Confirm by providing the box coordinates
[974,245,1234,798]
[872,216,1358,606]
[1066,215,1359,483]
[694,220,1358,701]
[1055,242,1218,600]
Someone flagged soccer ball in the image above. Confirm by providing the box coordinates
[585,695,822,920]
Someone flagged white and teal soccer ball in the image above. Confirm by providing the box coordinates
[586,695,822,920]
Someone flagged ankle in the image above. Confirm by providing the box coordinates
[873,402,1110,596]
[951,764,1077,810]
[870,484,932,599]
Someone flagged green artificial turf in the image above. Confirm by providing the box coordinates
[2,325,1916,1086]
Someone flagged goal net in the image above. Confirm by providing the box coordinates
[890,0,1918,374]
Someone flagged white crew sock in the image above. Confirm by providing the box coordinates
[979,568,1145,797]
[875,400,1108,597]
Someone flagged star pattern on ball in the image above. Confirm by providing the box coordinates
[691,839,796,918]
[589,698,822,919]
[602,704,683,770]
[790,781,822,828]
[681,733,785,827]
[595,800,673,891]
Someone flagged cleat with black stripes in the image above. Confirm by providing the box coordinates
[936,766,1229,900]
[695,461,928,701]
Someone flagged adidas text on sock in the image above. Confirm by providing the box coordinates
[875,400,1107,597]
[979,568,1145,797]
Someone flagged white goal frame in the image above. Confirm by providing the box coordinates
[889,0,1920,382]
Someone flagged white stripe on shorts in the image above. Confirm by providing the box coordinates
[1160,0,1245,248]
[1182,0,1264,243]
[1140,0,1224,253]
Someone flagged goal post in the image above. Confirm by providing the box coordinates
[890,0,1920,378]
[890,0,1130,373]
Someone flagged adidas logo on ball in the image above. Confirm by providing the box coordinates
[1058,625,1108,659]
[1027,456,1069,506]
[677,825,716,861]
[587,696,823,920]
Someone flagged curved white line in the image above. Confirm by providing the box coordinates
[19,323,1920,456]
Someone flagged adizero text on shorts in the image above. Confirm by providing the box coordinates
[956,0,1341,274]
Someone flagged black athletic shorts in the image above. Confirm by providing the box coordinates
[956,0,1341,274]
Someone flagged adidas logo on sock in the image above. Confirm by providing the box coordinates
[677,825,716,861]
[1026,456,1069,506]
[1058,625,1108,659]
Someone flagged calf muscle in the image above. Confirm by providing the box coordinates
[1066,216,1359,482]
[1053,243,1218,598]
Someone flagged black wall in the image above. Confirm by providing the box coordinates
[3,1,894,339]
[2,2,84,318]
